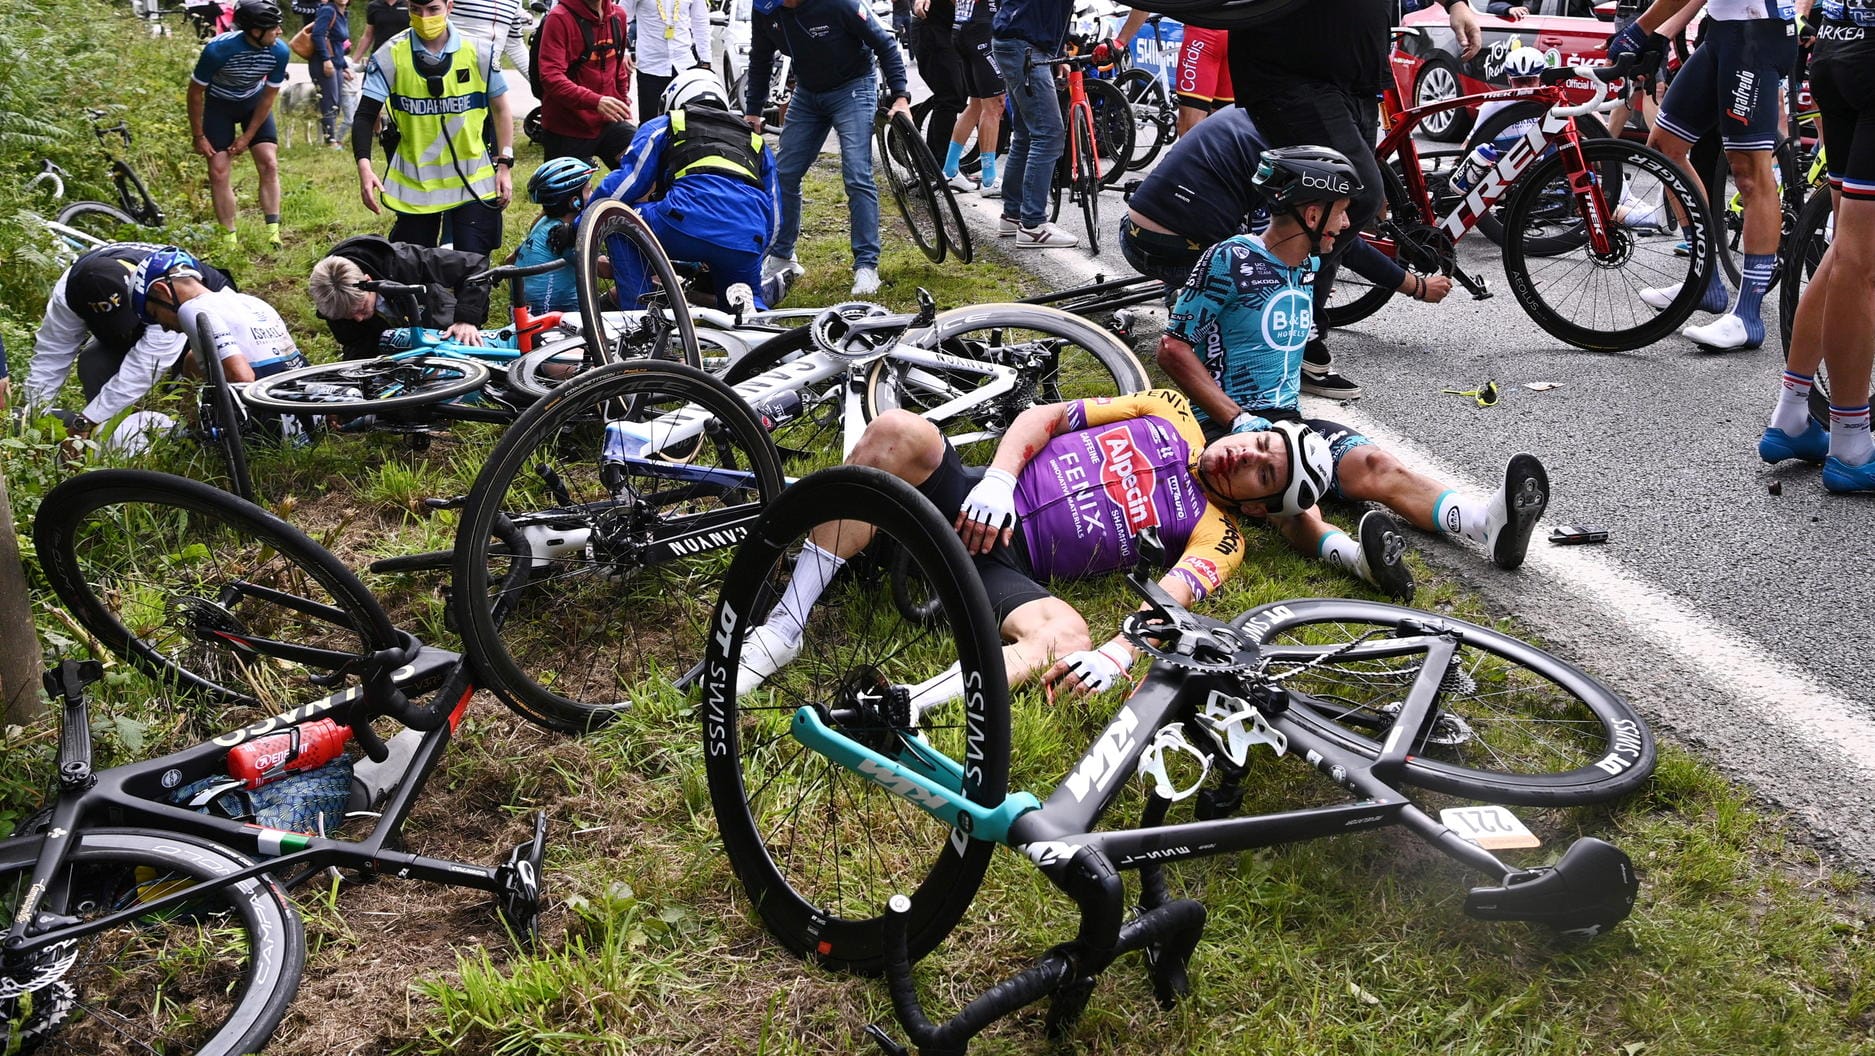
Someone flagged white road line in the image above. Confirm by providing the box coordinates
[977,208,1875,777]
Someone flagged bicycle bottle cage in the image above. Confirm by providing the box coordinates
[1463,837,1639,937]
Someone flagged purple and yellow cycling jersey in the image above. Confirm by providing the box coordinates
[1013,390,1243,600]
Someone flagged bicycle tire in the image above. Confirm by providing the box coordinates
[1464,104,1610,252]
[505,338,594,402]
[702,465,1010,973]
[241,356,491,415]
[1500,137,1715,352]
[1231,599,1655,805]
[34,469,402,710]
[861,302,1149,458]
[451,359,786,732]
[1319,161,1412,331]
[194,315,255,503]
[0,828,303,1056]
[877,112,947,263]
[1116,68,1171,169]
[55,200,140,241]
[1084,77,1134,188]
[896,109,975,265]
[575,198,703,371]
[721,323,851,473]
[1073,110,1103,253]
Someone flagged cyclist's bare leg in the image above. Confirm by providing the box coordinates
[1645,125,1702,230]
[1331,445,1448,532]
[1783,185,1841,381]
[1727,148,1780,254]
[997,595,1091,688]
[950,98,982,150]
[253,142,282,218]
[207,149,238,230]
[1175,101,1208,137]
[1820,197,1875,456]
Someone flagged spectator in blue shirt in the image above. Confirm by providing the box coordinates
[742,0,912,296]
[188,0,291,250]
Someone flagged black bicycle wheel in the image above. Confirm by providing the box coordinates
[1116,68,1171,169]
[34,469,402,711]
[1500,138,1715,352]
[1231,599,1654,805]
[55,200,141,242]
[877,112,946,263]
[895,108,975,265]
[702,466,1010,972]
[1073,111,1103,253]
[1464,105,1610,251]
[861,303,1150,460]
[1319,162,1412,330]
[240,356,490,416]
[0,828,304,1056]
[575,198,702,371]
[451,359,785,732]
[721,323,852,474]
[1085,77,1134,188]
[189,314,256,502]
[505,338,593,402]
[1779,184,1830,354]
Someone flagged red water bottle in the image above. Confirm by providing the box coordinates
[226,719,352,789]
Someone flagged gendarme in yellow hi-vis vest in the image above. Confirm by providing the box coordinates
[381,31,497,213]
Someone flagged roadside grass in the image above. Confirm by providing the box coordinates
[2,6,1873,1053]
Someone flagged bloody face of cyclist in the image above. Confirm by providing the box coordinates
[1195,429,1292,517]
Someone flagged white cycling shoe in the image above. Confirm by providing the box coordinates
[734,623,803,697]
[1680,313,1760,351]
[1482,454,1549,571]
[1638,283,1681,310]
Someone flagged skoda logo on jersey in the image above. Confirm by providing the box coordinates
[1261,287,1312,354]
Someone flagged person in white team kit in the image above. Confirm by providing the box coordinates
[129,247,308,383]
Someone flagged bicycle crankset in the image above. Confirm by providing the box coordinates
[1120,611,1258,675]
[495,811,548,945]
[1388,220,1457,276]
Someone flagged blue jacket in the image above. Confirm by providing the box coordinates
[594,109,782,253]
[744,0,909,110]
[991,0,1069,53]
[312,1,351,67]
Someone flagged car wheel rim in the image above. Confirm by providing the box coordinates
[1419,65,1458,135]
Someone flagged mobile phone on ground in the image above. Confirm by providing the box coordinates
[1548,524,1609,546]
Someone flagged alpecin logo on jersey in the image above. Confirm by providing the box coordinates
[1185,557,1222,591]
[1096,427,1160,533]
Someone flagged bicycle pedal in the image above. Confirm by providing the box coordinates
[495,811,549,944]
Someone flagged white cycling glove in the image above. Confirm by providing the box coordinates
[1230,411,1271,435]
[1058,642,1135,694]
[960,467,1019,534]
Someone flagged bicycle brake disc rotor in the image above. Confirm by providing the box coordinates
[1121,612,1258,674]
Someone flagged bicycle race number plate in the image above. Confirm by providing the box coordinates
[1439,805,1541,851]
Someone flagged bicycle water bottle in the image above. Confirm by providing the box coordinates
[754,390,804,430]
[227,718,351,789]
[1451,144,1501,194]
[378,327,423,352]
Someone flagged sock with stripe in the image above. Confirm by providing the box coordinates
[980,152,998,187]
[1769,369,1813,435]
[1316,529,1373,586]
[1683,225,1729,312]
[943,140,966,178]
[1830,403,1874,466]
[1433,490,1490,545]
[1729,252,1774,344]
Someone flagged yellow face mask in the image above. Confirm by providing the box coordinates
[410,11,448,40]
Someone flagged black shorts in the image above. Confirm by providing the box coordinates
[202,94,279,152]
[914,443,1052,622]
[954,22,1002,99]
[1656,18,1797,151]
[1811,46,1875,201]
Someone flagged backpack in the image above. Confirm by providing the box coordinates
[527,0,625,98]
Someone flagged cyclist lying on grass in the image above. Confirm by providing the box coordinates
[1156,146,1551,604]
[733,387,1407,701]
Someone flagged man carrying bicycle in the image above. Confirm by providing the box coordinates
[22,242,233,443]
[730,383,1409,701]
[1227,0,1482,400]
[307,235,492,357]
[188,0,290,251]
[1613,0,1800,351]
[1156,147,1550,599]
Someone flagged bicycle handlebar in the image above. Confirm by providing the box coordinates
[1543,54,1633,120]
[464,259,572,287]
[354,279,430,297]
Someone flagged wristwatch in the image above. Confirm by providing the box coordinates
[494,154,515,168]
[890,90,912,104]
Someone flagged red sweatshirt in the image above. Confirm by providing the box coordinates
[537,0,633,139]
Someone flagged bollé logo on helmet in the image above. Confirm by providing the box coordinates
[1299,173,1349,193]
[1096,427,1161,533]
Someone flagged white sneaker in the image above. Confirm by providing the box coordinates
[851,266,882,296]
[763,254,805,283]
[999,216,1020,238]
[735,624,803,697]
[1483,454,1549,571]
[978,178,1002,198]
[1638,283,1680,309]
[1016,222,1079,248]
[1615,197,1667,229]
[1681,313,1759,351]
[945,172,977,193]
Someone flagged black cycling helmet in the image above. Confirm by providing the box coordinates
[1253,145,1362,254]
[233,0,284,31]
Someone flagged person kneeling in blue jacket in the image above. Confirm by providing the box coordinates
[591,69,782,309]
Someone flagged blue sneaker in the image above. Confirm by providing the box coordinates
[1758,421,1828,464]
[1822,455,1875,494]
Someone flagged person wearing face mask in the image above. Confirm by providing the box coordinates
[349,0,515,256]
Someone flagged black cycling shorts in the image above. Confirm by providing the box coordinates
[914,442,1052,622]
[954,22,1002,99]
[202,94,279,152]
[1656,18,1797,151]
[1811,46,1875,201]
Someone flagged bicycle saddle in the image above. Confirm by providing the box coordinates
[1463,837,1639,937]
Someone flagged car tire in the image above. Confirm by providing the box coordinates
[1415,55,1473,143]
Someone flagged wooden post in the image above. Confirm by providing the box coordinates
[0,471,44,724]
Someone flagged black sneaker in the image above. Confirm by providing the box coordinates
[1303,337,1333,368]
[1486,454,1550,570]
[1357,510,1415,602]
[1302,367,1363,400]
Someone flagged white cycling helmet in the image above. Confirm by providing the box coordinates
[663,68,730,112]
[1504,47,1548,80]
[1265,420,1334,515]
